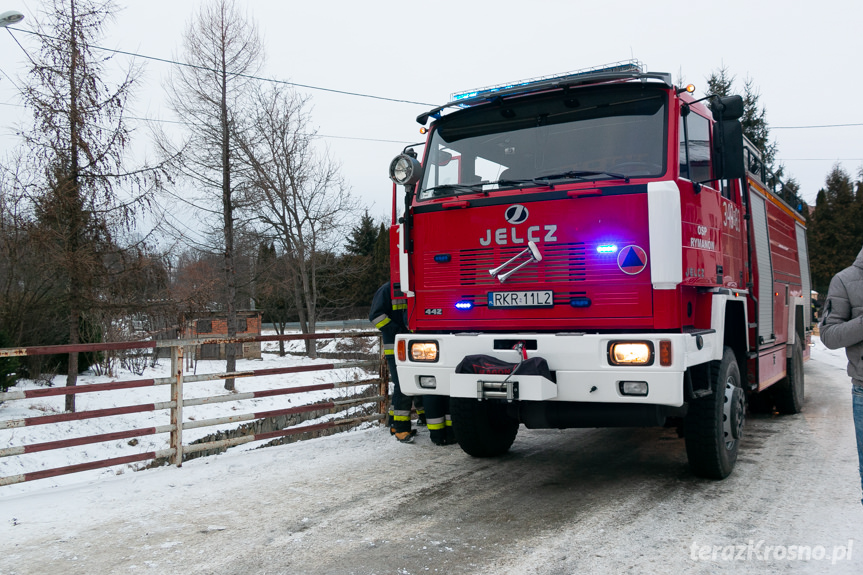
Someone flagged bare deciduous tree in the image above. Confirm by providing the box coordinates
[160,0,263,389]
[237,85,358,358]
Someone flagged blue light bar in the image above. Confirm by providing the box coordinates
[597,244,618,254]
[434,254,452,263]
[570,297,592,308]
[450,60,644,103]
[455,301,473,310]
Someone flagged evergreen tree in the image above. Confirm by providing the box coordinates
[780,177,807,216]
[741,77,776,168]
[808,188,834,295]
[854,173,863,248]
[808,165,859,294]
[372,223,390,287]
[706,66,734,98]
[706,67,778,176]
[18,0,159,409]
[345,211,378,256]
[341,214,392,310]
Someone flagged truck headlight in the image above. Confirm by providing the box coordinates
[409,341,439,362]
[608,341,654,366]
[389,154,423,186]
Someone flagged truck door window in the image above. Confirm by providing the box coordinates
[679,111,713,185]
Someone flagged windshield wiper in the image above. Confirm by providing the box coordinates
[420,182,488,198]
[538,170,630,183]
[495,178,556,190]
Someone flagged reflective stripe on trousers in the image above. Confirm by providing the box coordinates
[393,409,411,422]
[426,415,452,431]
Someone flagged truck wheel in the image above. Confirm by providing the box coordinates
[773,338,804,414]
[684,346,744,479]
[451,397,519,457]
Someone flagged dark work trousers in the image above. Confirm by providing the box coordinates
[387,355,413,433]
[423,394,452,443]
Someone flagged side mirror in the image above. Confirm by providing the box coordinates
[432,149,453,166]
[711,95,744,121]
[711,95,745,180]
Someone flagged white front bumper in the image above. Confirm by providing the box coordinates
[395,331,719,407]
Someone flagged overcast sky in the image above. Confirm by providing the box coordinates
[1,0,862,225]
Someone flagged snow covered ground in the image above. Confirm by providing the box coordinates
[1,336,861,575]
[0,330,379,491]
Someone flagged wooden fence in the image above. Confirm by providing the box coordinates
[0,331,387,487]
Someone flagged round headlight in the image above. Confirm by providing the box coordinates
[389,154,422,186]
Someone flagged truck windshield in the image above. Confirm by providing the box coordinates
[418,86,667,200]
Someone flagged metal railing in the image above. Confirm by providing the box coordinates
[0,331,387,487]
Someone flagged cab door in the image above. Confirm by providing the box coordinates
[678,106,745,289]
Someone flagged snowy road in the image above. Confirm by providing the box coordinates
[3,341,863,574]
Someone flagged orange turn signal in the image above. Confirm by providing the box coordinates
[659,340,672,367]
[397,340,406,362]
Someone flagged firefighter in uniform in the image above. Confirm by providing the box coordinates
[371,283,417,443]
[424,394,455,445]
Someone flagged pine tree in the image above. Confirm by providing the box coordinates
[706,66,734,98]
[706,68,778,175]
[741,77,776,168]
[18,0,158,410]
[780,177,806,216]
[371,223,390,289]
[808,188,834,295]
[808,165,859,294]
[346,211,378,256]
[854,173,863,249]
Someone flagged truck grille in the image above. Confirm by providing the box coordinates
[423,242,590,287]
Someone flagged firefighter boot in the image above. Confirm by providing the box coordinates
[430,428,456,446]
[395,429,417,443]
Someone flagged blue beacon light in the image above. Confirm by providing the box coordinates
[597,244,618,254]
[455,301,473,310]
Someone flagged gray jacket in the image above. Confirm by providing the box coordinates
[820,245,863,386]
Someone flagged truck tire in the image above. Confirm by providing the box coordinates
[451,397,519,458]
[773,338,804,414]
[684,346,745,479]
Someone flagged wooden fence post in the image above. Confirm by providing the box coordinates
[171,345,184,467]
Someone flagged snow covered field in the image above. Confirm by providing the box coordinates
[1,336,862,575]
[0,330,379,490]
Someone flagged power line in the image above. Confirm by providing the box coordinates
[773,123,863,129]
[4,25,436,108]
[0,100,413,144]
[778,158,863,162]
[8,26,863,130]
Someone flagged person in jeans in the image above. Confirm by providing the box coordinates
[820,244,863,506]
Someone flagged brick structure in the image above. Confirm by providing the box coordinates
[185,311,262,360]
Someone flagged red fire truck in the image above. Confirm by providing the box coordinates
[386,61,811,479]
